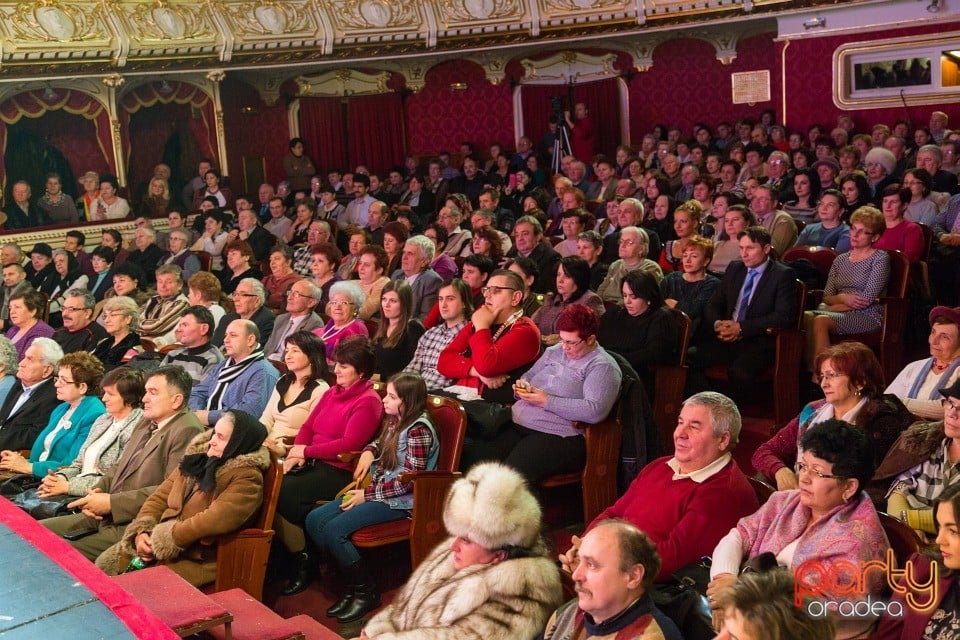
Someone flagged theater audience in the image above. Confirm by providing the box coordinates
[159,229,200,283]
[532,256,605,346]
[34,368,144,500]
[159,306,224,383]
[6,288,54,360]
[752,342,911,490]
[660,234,720,335]
[362,462,563,640]
[52,288,107,355]
[709,421,887,639]
[795,189,851,251]
[658,200,705,272]
[276,336,382,596]
[306,242,340,309]
[372,280,424,381]
[189,319,279,426]
[25,243,54,290]
[542,520,681,640]
[315,281,369,361]
[0,351,105,479]
[404,279,472,390]
[218,240,263,296]
[41,366,204,561]
[186,271,226,329]
[506,216,560,295]
[93,296,142,371]
[262,245,303,309]
[262,279,324,359]
[875,185,925,262]
[355,245,391,321]
[709,205,755,275]
[560,392,758,580]
[41,250,88,327]
[126,227,164,286]
[598,271,678,392]
[97,410,269,587]
[305,372,437,623]
[596,226,663,304]
[392,235,442,322]
[212,278,275,349]
[0,336,17,402]
[138,265,190,347]
[886,306,960,420]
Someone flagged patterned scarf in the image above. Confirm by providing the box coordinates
[207,350,265,410]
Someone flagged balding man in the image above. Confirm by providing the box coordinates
[212,277,276,349]
[542,520,681,640]
[262,279,325,357]
[189,318,279,426]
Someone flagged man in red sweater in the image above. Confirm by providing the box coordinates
[438,269,540,403]
[560,391,758,581]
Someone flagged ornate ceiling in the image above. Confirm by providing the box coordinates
[0,0,870,83]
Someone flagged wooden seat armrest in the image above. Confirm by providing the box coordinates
[337,451,362,464]
[399,470,461,483]
[765,326,800,337]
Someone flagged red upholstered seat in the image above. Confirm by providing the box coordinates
[113,565,233,637]
[285,615,343,640]
[349,518,411,546]
[207,588,305,640]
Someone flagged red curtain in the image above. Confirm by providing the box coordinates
[573,79,621,158]
[298,97,346,174]
[346,92,405,175]
[0,89,113,190]
[521,84,566,148]
[120,82,217,167]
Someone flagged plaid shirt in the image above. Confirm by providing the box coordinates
[403,320,467,390]
[363,422,435,502]
[890,437,960,508]
[293,246,313,276]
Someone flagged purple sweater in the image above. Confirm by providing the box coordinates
[7,321,55,360]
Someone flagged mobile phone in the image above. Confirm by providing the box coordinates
[508,174,518,189]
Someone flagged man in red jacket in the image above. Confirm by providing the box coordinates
[560,391,759,581]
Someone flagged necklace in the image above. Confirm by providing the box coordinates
[491,309,522,343]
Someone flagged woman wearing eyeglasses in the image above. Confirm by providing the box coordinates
[707,421,889,639]
[0,352,106,480]
[496,304,620,484]
[752,342,912,492]
[313,281,369,361]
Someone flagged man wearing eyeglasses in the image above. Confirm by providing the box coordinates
[211,277,276,349]
[52,288,107,355]
[262,280,324,357]
[438,269,541,407]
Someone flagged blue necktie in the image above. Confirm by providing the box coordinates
[736,269,757,322]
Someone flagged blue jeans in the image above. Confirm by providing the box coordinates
[304,499,408,568]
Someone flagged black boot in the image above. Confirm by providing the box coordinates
[281,549,317,596]
[335,561,381,623]
[326,591,354,618]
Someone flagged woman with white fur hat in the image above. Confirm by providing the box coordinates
[355,461,562,640]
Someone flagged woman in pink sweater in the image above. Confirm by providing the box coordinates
[275,335,383,595]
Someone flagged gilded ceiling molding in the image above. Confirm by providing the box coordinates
[472,52,509,85]
[618,34,669,72]
[116,74,215,103]
[111,1,222,64]
[519,50,618,85]
[221,0,328,56]
[206,70,230,176]
[244,71,286,106]
[431,0,532,39]
[0,1,115,67]
[100,73,126,188]
[297,69,393,96]
[385,59,432,92]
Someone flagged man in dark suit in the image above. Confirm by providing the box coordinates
[41,366,204,561]
[262,279,325,358]
[506,216,560,295]
[212,278,275,349]
[689,226,798,404]
[0,338,62,451]
[228,208,276,263]
[392,235,442,322]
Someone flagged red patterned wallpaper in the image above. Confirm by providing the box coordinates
[782,19,960,132]
[221,77,291,191]
[404,59,515,156]
[627,34,780,143]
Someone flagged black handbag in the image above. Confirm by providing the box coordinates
[10,488,73,520]
[651,557,714,640]
[0,473,41,497]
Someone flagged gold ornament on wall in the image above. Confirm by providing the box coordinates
[7,1,105,42]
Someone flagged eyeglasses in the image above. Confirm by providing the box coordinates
[53,375,78,386]
[560,338,584,348]
[61,306,87,313]
[286,290,315,300]
[795,461,845,481]
[815,371,845,384]
[941,398,960,414]
[329,300,354,307]
[481,286,518,296]
[231,292,258,299]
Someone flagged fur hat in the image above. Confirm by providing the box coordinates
[443,462,542,551]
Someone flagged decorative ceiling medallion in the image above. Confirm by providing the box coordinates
[126,1,213,42]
